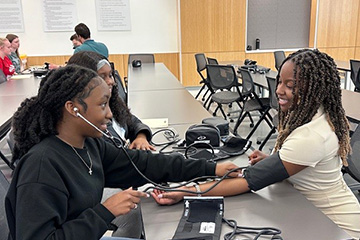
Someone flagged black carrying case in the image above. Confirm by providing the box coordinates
[202,117,229,137]
[185,124,220,147]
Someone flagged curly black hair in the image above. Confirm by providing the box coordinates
[12,65,101,162]
[67,51,132,127]
[274,49,350,165]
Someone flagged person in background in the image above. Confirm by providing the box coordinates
[70,33,82,49]
[0,37,15,79]
[48,34,83,70]
[68,51,154,150]
[6,34,22,73]
[151,49,360,239]
[5,65,240,240]
[74,23,109,58]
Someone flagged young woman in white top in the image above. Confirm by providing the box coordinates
[151,49,360,238]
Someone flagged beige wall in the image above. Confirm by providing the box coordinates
[316,0,360,61]
[180,0,246,86]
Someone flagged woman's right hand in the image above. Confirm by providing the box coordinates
[248,150,268,165]
[102,187,148,216]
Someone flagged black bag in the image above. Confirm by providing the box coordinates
[202,117,229,136]
[185,124,220,147]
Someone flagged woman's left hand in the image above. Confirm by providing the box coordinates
[215,162,242,177]
[151,189,185,205]
[129,133,156,151]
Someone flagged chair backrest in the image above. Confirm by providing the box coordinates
[0,69,6,84]
[109,62,128,104]
[206,65,238,90]
[114,70,128,104]
[238,68,255,96]
[128,54,155,64]
[274,51,286,70]
[207,57,219,65]
[350,59,360,91]
[195,53,207,73]
[356,69,360,92]
[266,76,278,110]
[350,59,360,83]
[345,124,360,183]
[0,170,10,240]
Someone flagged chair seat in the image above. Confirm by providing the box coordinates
[212,91,241,104]
[244,98,270,112]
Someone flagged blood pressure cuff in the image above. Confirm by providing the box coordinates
[242,152,289,191]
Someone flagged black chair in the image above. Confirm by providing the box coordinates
[233,69,273,139]
[274,51,286,71]
[0,170,10,240]
[350,59,360,92]
[342,124,360,201]
[206,65,244,121]
[207,57,219,65]
[258,76,279,151]
[109,62,128,104]
[194,53,210,101]
[128,54,155,64]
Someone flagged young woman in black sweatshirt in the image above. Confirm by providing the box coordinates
[5,65,239,240]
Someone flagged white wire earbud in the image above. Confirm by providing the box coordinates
[73,107,79,116]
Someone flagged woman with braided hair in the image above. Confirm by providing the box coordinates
[152,49,360,238]
[5,65,240,240]
[67,51,155,151]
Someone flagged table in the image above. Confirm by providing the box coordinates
[127,63,351,239]
[128,63,184,92]
[0,76,40,139]
[342,89,360,124]
[129,89,210,125]
[141,182,350,240]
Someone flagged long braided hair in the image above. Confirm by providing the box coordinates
[12,65,100,162]
[274,49,350,165]
[67,51,132,127]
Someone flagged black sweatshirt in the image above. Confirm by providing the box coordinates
[6,136,216,240]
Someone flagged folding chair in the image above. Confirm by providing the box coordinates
[233,69,273,139]
[194,53,210,101]
[206,65,244,121]
[258,76,279,151]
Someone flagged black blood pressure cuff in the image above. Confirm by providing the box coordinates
[242,152,289,191]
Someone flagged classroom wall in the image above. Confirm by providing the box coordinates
[180,0,360,87]
[3,0,180,79]
[4,0,360,86]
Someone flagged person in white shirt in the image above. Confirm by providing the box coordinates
[152,49,360,239]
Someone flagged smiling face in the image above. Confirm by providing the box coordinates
[97,63,114,93]
[76,77,113,138]
[276,60,297,112]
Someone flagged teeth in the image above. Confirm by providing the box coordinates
[278,99,288,104]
